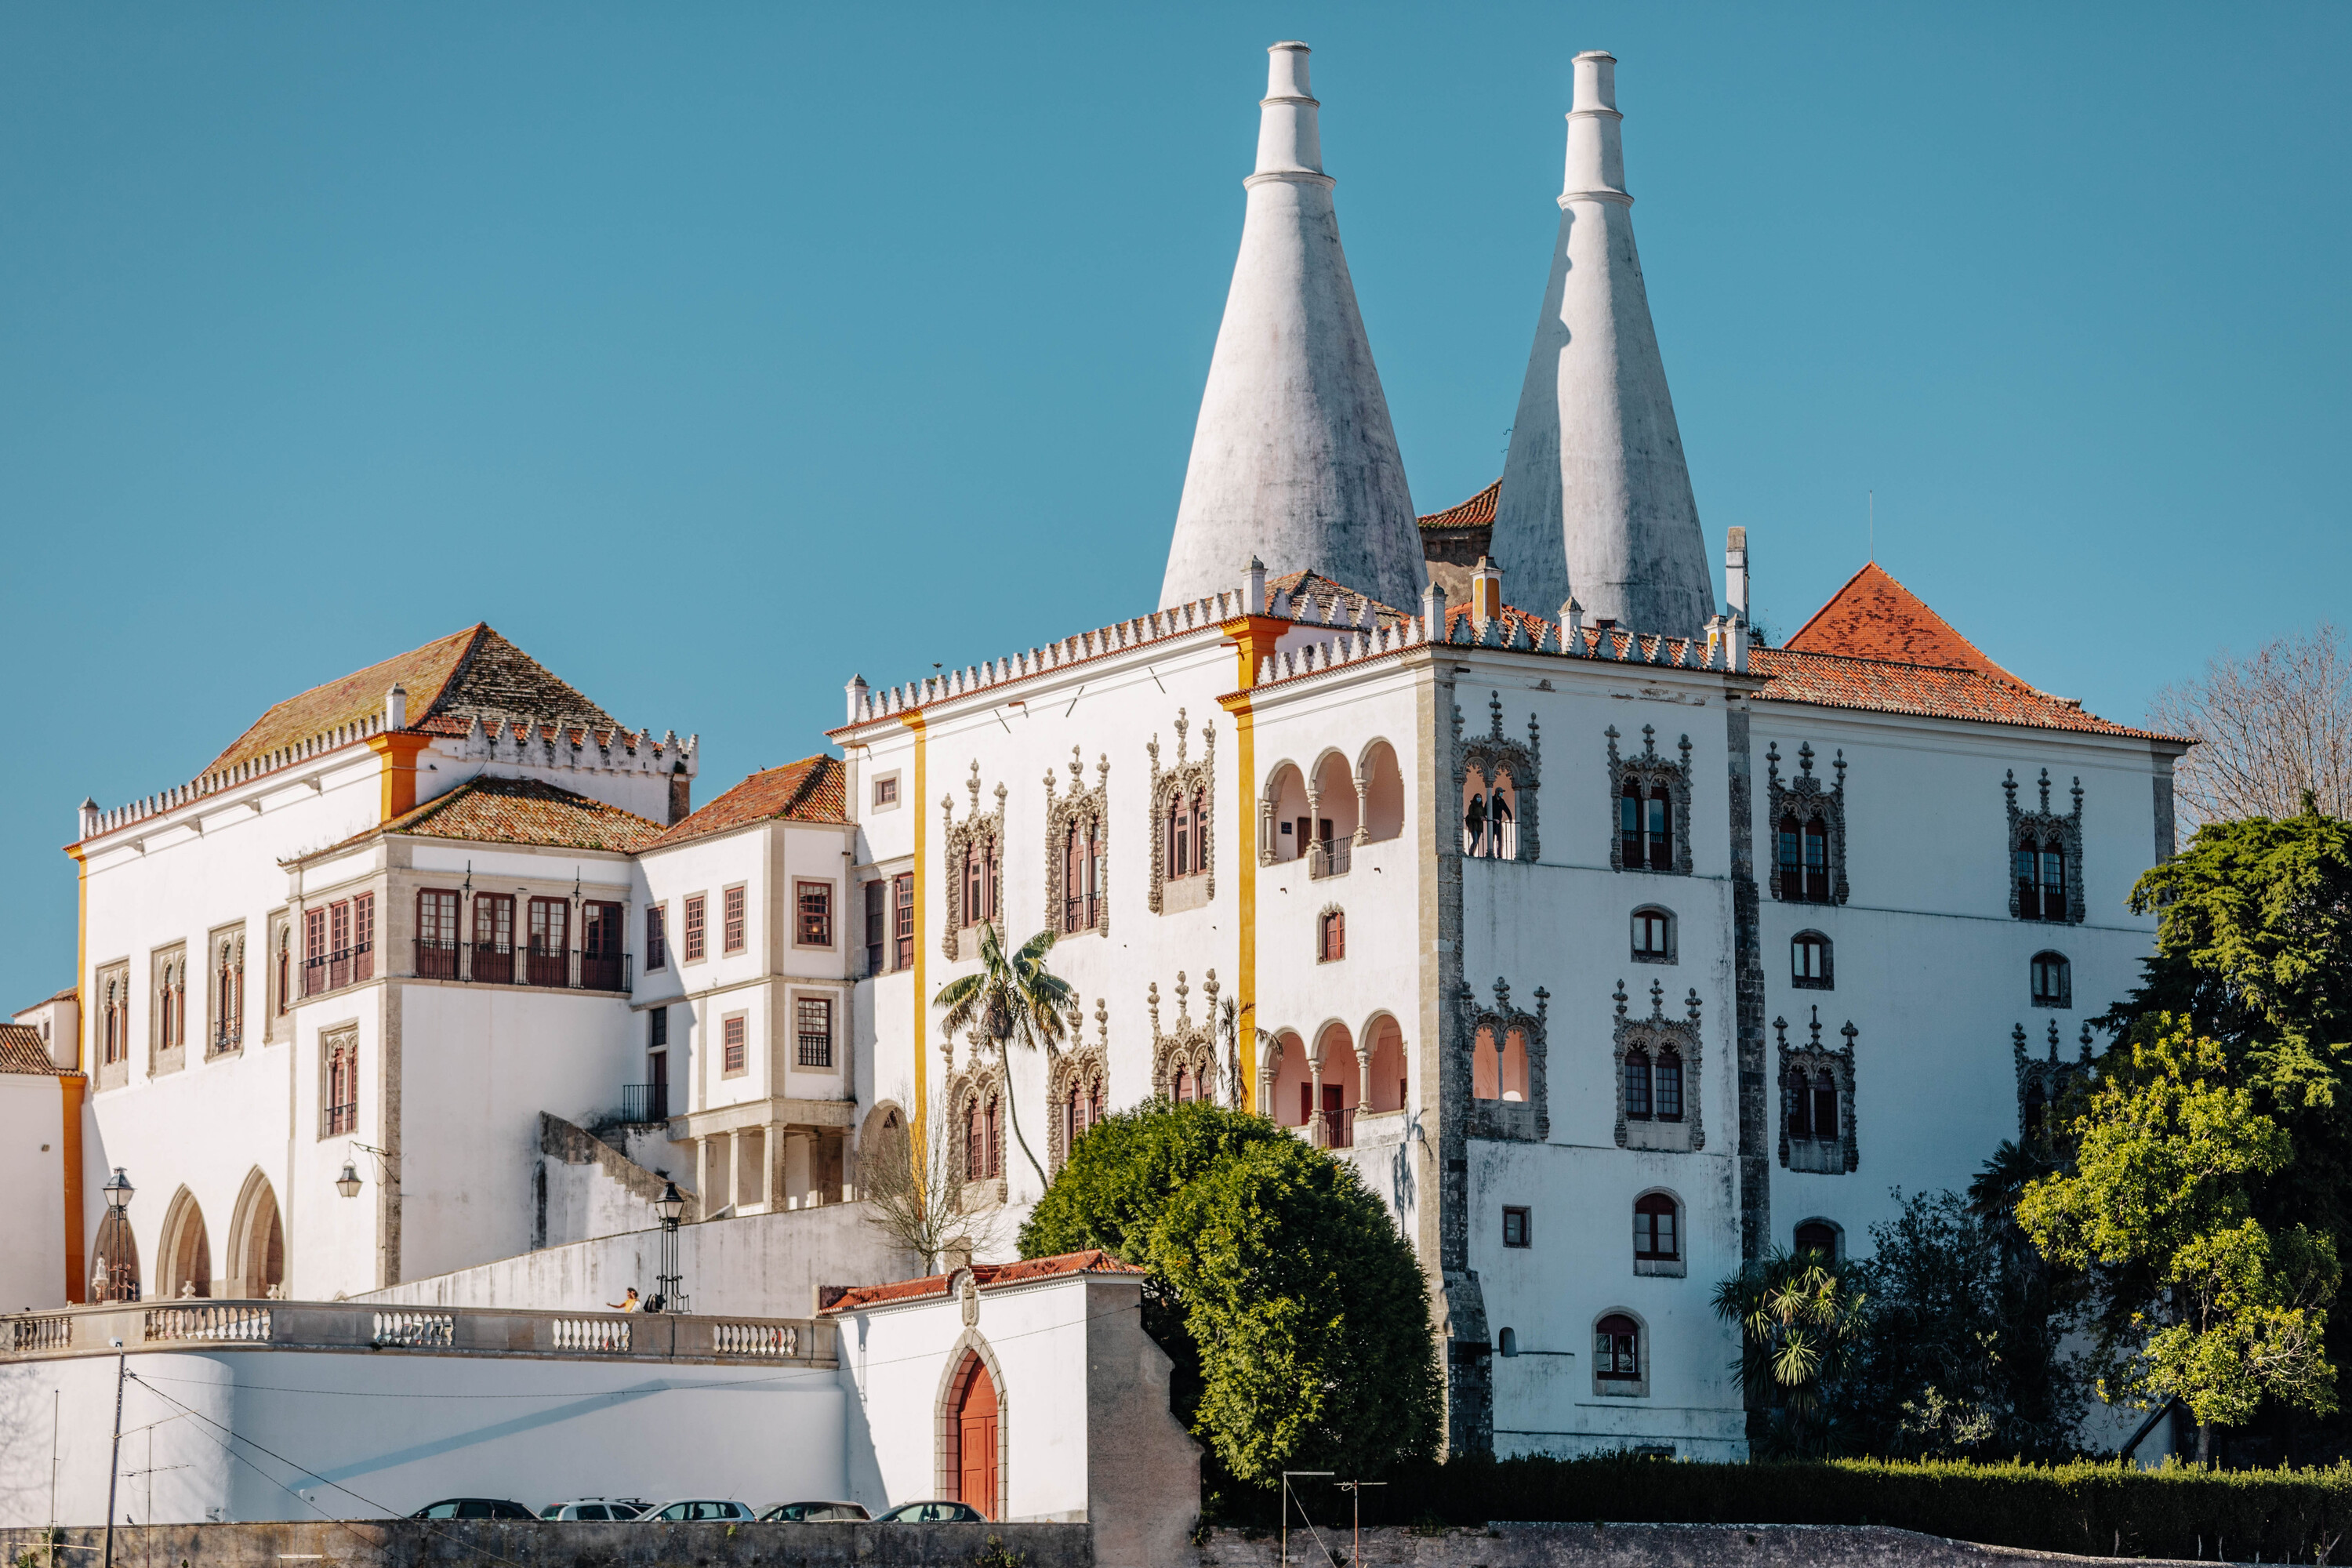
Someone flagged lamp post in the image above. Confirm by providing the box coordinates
[96,1167,135,1303]
[654,1178,686,1313]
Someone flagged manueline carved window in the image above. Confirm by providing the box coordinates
[1148,710,1216,915]
[2016,1018,2095,1154]
[1607,726,1691,876]
[1777,1006,1857,1174]
[2006,768,2085,924]
[1043,747,1109,938]
[1767,742,1848,905]
[1457,692,1541,863]
[1613,979,1704,1152]
[940,762,1007,959]
[946,1061,1008,1206]
[1047,999,1109,1174]
[1148,970,1224,1105]
[1461,976,1548,1143]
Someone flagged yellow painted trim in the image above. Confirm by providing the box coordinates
[68,844,86,1075]
[366,732,434,822]
[1216,615,1287,1118]
[60,1074,85,1304]
[906,713,930,1174]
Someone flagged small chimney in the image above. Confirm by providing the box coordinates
[1470,556,1504,625]
[1560,597,1584,651]
[1244,556,1268,617]
[385,684,408,731]
[1421,579,1447,641]
[845,674,869,727]
[1725,527,1749,621]
[78,797,100,840]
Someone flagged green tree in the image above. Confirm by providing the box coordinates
[1020,1100,1439,1484]
[933,922,1073,1187]
[2015,1024,2339,1459]
[1713,1248,1871,1457]
[1158,1138,1440,1482]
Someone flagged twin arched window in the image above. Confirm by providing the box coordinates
[1061,818,1102,935]
[966,1091,1003,1182]
[2031,950,2071,1008]
[1166,789,1206,880]
[1621,782,1674,871]
[2015,837,2067,922]
[1063,1075,1104,1149]
[1777,815,1832,902]
[961,834,1002,929]
[1795,1219,1841,1260]
[1464,770,1516,859]
[1622,1046,1684,1123]
[1787,1069,1839,1145]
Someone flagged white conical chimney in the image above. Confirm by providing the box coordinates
[1487,52,1715,637]
[1160,42,1426,612]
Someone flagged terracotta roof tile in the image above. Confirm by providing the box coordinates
[816,1248,1145,1316]
[648,756,846,850]
[0,1025,65,1076]
[205,625,620,776]
[1751,647,2181,740]
[1265,570,1416,627]
[1782,563,2025,683]
[1417,478,1501,532]
[318,775,664,858]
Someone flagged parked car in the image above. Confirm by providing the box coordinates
[758,1501,871,1523]
[873,1501,986,1523]
[642,1500,757,1523]
[411,1499,537,1520]
[539,1500,647,1521]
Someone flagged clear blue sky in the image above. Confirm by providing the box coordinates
[4,3,2347,1008]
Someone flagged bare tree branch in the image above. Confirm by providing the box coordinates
[2147,622,2352,826]
[858,1098,1002,1272]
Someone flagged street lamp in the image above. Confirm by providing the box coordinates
[102,1167,134,1215]
[334,1161,362,1199]
[654,1178,686,1314]
[336,1142,390,1198]
[95,1169,136,1304]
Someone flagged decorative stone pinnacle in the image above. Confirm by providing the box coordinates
[2038,768,2053,812]
[1840,1019,1858,1050]
[2048,1018,2062,1062]
[1613,980,1629,1020]
[1493,976,1512,1012]
[1798,740,1815,777]
[1807,1005,1823,1046]
[1774,1015,1789,1047]
[1649,978,1665,1018]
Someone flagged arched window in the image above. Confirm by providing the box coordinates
[1621,782,1645,868]
[1497,1327,1519,1356]
[1632,907,1674,963]
[1646,786,1674,871]
[1633,1193,1679,1263]
[1362,742,1405,843]
[1594,1314,1642,1382]
[1472,1025,1500,1102]
[1780,814,1833,904]
[1318,909,1345,963]
[1062,819,1101,934]
[1653,1049,1684,1123]
[1794,1220,1840,1260]
[1463,778,1488,858]
[1623,1047,1653,1120]
[1791,931,1831,989]
[1803,819,1830,902]
[963,834,1001,929]
[1490,787,1516,861]
[2031,951,2071,1009]
[1500,1025,1530,1103]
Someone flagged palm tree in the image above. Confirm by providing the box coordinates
[934,922,1073,1188]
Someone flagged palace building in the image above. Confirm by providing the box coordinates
[17,42,2183,1475]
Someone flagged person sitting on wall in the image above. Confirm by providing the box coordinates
[607,1287,641,1312]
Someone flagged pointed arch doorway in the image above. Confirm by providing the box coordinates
[948,1353,999,1519]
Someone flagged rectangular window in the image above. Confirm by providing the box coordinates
[418,890,459,979]
[352,893,375,983]
[304,907,328,998]
[892,873,914,970]
[1501,1206,1530,1248]
[650,1007,669,1048]
[865,882,887,974]
[796,882,833,948]
[1319,909,1345,963]
[582,900,625,989]
[796,996,833,1068]
[474,892,515,984]
[683,895,707,962]
[645,905,669,971]
[722,1014,747,1076]
[527,897,569,986]
[723,886,746,954]
[873,774,899,808]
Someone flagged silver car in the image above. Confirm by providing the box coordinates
[539,1499,646,1521]
[643,1499,756,1523]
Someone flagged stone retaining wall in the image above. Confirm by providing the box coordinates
[1192,1523,2201,1568]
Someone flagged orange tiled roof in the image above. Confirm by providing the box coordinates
[649,756,846,851]
[1782,563,2025,684]
[816,1249,1146,1316]
[320,775,664,858]
[0,1025,65,1076]
[205,625,620,776]
[1265,569,1416,627]
[1752,648,2180,740]
[1418,478,1501,532]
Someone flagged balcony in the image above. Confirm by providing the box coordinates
[412,940,633,993]
[1061,892,1099,935]
[619,1082,671,1124]
[302,944,374,999]
[1309,1106,1356,1149]
[1308,837,1352,880]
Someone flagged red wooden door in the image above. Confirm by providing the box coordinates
[954,1356,999,1518]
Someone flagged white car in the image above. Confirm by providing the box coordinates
[642,1500,755,1523]
[539,1499,646,1521]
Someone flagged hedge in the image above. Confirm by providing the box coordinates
[1213,1455,2352,1561]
